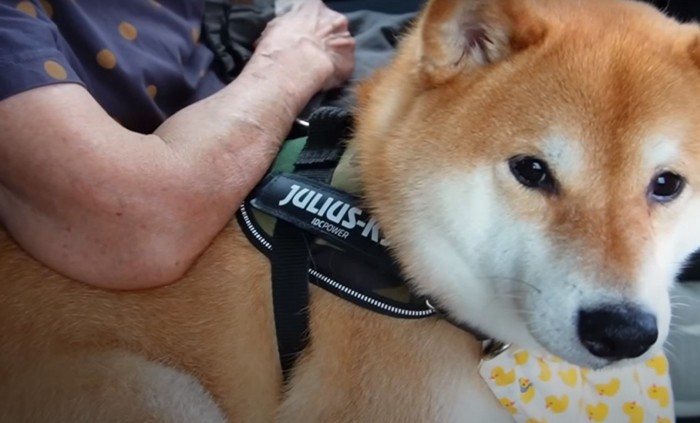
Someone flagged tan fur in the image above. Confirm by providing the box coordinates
[0,221,492,422]
[0,351,228,423]
[3,0,700,421]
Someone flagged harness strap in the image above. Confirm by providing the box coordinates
[294,107,353,182]
[270,107,351,382]
[270,220,310,381]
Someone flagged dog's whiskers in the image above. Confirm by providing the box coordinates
[483,275,543,295]
[662,343,680,363]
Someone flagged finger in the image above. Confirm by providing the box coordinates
[294,0,324,15]
[327,31,352,41]
[326,34,355,49]
[316,15,348,34]
[316,23,337,38]
[330,15,349,32]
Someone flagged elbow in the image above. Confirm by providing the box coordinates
[103,208,216,291]
[83,231,205,291]
[73,192,218,291]
[59,145,234,290]
[111,244,196,290]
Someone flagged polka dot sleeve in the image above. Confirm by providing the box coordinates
[0,1,84,102]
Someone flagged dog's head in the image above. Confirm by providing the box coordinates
[353,0,700,369]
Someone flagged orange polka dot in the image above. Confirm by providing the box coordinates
[39,0,53,17]
[146,85,157,99]
[118,22,138,41]
[96,49,117,69]
[16,1,37,17]
[43,60,67,80]
[191,27,200,43]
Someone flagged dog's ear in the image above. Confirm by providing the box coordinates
[417,0,546,85]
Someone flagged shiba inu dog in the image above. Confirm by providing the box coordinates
[2,0,700,421]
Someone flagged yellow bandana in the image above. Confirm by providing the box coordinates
[479,347,674,423]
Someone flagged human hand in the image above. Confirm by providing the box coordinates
[255,0,355,91]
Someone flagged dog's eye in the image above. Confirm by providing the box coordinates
[649,171,685,203]
[509,155,557,194]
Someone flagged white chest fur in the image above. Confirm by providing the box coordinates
[428,361,515,423]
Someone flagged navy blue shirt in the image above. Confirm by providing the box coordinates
[0,0,225,133]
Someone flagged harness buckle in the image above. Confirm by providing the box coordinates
[482,340,512,361]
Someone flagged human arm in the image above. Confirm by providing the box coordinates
[0,1,355,290]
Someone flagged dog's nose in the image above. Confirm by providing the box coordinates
[577,304,658,361]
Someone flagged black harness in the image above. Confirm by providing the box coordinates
[237,107,496,381]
